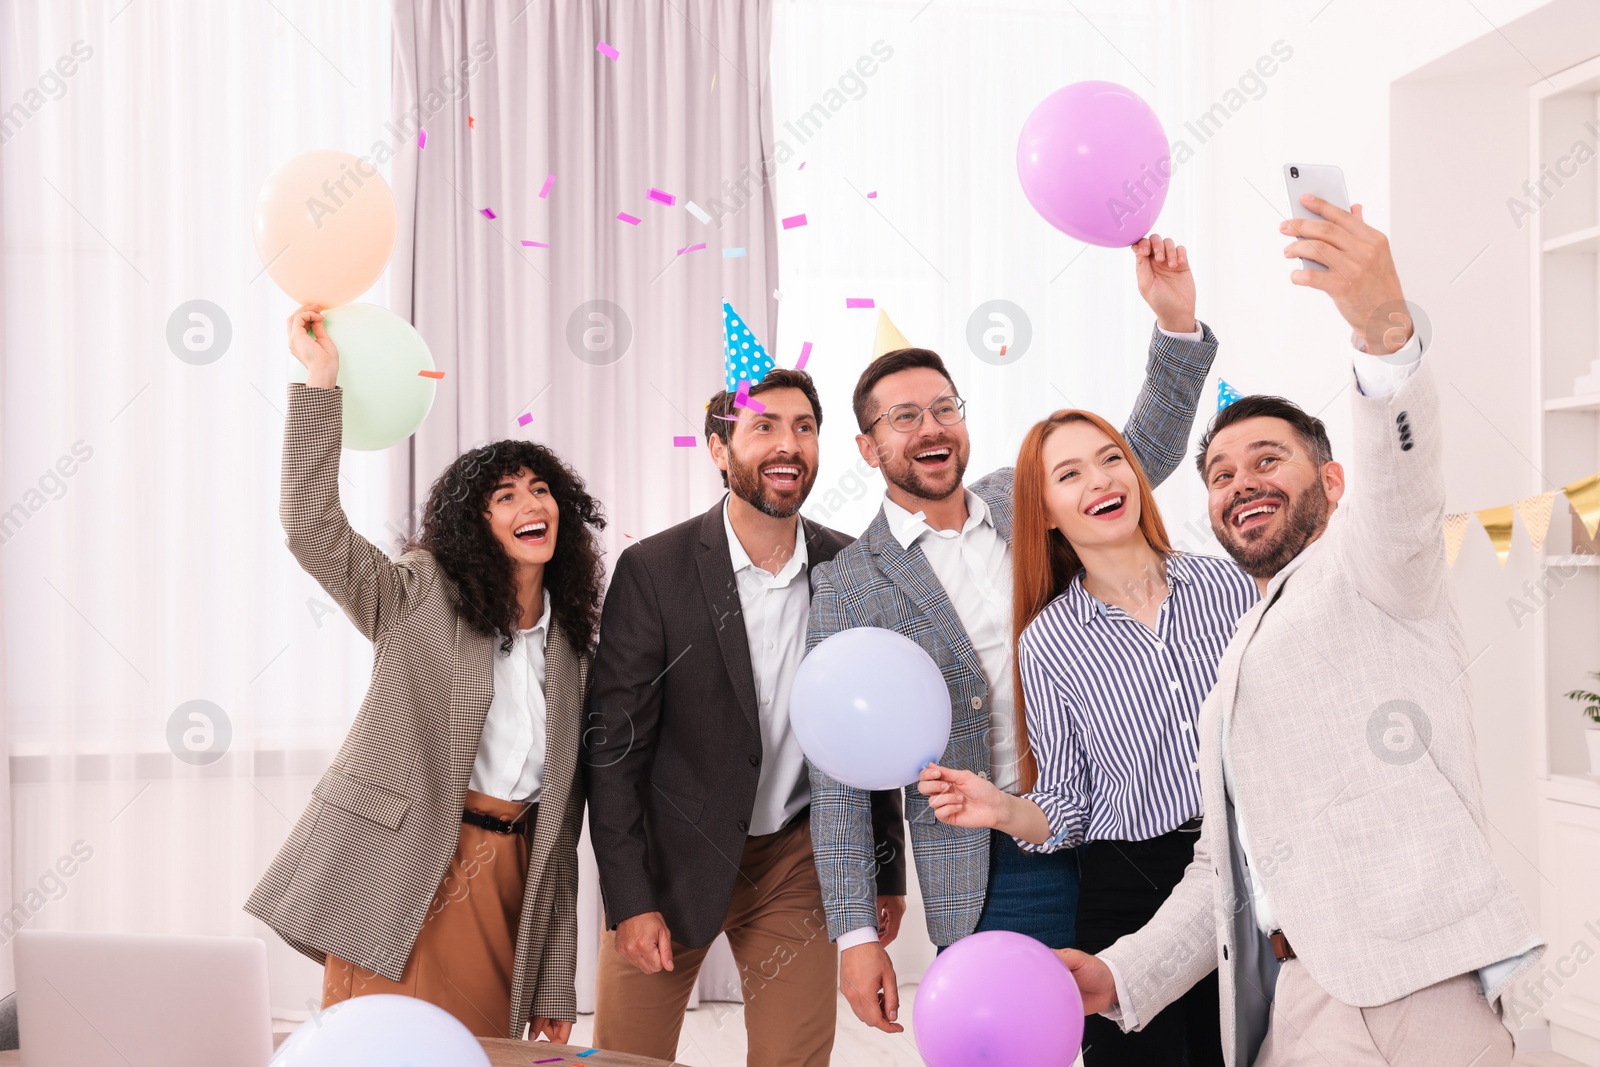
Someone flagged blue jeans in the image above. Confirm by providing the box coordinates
[940,828,1081,952]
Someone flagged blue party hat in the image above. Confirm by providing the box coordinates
[1217,378,1244,412]
[723,301,775,392]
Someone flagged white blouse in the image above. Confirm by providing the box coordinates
[468,590,551,803]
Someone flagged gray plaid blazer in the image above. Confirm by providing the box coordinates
[244,384,589,1037]
[808,323,1219,945]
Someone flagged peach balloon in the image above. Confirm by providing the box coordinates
[253,150,396,307]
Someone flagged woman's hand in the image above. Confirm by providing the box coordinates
[917,763,1010,830]
[530,1017,572,1043]
[288,303,339,389]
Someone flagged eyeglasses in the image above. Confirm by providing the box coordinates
[866,395,967,433]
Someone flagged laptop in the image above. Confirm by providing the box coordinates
[14,930,275,1067]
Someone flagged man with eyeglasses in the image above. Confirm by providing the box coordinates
[807,235,1220,1034]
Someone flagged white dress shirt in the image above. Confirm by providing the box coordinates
[469,589,551,803]
[723,498,814,837]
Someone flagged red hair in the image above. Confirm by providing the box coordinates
[1010,410,1173,792]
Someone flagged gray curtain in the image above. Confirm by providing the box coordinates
[389,0,778,1012]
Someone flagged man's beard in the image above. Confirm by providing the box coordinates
[727,446,815,518]
[882,438,969,503]
[1214,487,1330,580]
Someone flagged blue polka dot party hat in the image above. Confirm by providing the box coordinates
[723,301,775,392]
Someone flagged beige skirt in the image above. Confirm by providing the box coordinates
[322,789,535,1038]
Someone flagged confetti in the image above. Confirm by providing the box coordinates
[999,344,1008,356]
[781,213,808,229]
[616,212,641,225]
[417,369,445,379]
[685,200,711,224]
[521,240,550,248]
[418,128,426,149]
[798,162,806,171]
[845,297,875,309]
[577,1054,600,1060]
[677,242,707,255]
[672,435,696,447]
[517,413,534,427]
[772,289,781,300]
[796,341,813,370]
[648,187,677,206]
[596,40,619,60]
[468,115,475,129]
[722,247,747,258]
[712,414,739,421]
[866,191,877,199]
[533,1060,562,1064]
[480,208,496,219]
[538,174,555,199]
[735,394,767,414]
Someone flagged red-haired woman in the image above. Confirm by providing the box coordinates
[918,410,1255,1066]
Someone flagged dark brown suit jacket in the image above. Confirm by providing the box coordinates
[585,497,906,948]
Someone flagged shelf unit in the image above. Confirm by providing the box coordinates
[1529,52,1600,1063]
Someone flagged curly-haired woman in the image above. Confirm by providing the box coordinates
[246,304,606,1042]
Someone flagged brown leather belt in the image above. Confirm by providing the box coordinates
[462,805,535,836]
[1270,930,1296,962]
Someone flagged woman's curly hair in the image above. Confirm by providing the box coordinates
[407,440,606,656]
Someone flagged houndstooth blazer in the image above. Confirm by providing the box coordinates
[807,323,1219,945]
[244,383,589,1038]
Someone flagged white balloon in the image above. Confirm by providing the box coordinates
[270,994,490,1067]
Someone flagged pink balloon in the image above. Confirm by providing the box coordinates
[914,930,1084,1067]
[253,150,396,307]
[1017,81,1171,247]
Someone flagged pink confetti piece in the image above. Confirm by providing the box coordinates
[685,200,711,224]
[520,239,549,248]
[866,190,877,199]
[480,208,496,219]
[418,128,426,149]
[538,174,555,199]
[781,213,808,229]
[722,247,746,258]
[616,212,641,226]
[677,242,707,255]
[534,1060,562,1064]
[596,40,619,60]
[845,297,875,309]
[712,413,740,422]
[672,435,696,447]
[735,395,767,414]
[798,162,806,170]
[735,378,750,400]
[417,369,445,379]
[796,341,813,370]
[517,413,534,427]
[647,187,677,206]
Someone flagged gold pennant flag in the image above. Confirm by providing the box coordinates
[1476,504,1515,566]
[1565,473,1600,540]
[1515,491,1557,554]
[872,309,913,360]
[1443,513,1471,567]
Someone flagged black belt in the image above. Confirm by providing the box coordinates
[462,805,535,836]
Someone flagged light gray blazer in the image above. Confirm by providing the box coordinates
[1100,359,1544,1065]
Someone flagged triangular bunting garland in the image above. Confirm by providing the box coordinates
[1514,492,1556,555]
[1443,513,1471,567]
[1476,504,1515,567]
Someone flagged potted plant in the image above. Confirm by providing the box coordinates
[1565,672,1600,776]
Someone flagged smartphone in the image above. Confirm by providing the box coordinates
[1283,164,1350,272]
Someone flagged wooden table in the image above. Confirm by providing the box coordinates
[0,1033,684,1066]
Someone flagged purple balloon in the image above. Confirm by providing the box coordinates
[790,627,951,790]
[914,931,1085,1067]
[1017,80,1171,247]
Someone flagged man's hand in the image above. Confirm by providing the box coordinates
[876,895,907,947]
[1133,233,1197,334]
[1055,948,1118,1015]
[840,942,903,1033]
[1281,195,1409,354]
[530,1018,573,1043]
[287,304,339,389]
[614,911,675,974]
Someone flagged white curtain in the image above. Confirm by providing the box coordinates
[770,0,1216,982]
[0,0,393,1016]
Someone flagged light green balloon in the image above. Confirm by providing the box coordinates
[289,303,437,450]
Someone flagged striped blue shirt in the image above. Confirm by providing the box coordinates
[1016,552,1258,852]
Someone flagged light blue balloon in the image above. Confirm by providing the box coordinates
[270,994,489,1066]
[791,627,952,790]
[288,303,437,451]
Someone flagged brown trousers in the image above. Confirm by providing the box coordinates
[1255,959,1514,1067]
[593,814,837,1067]
[322,790,534,1038]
